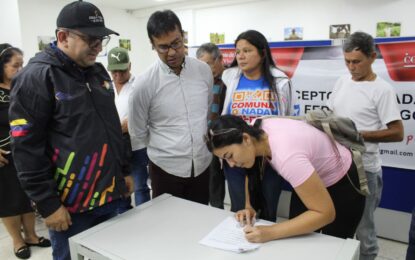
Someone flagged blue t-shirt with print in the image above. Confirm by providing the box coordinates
[228,75,279,123]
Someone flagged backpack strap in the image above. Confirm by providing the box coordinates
[351,148,370,196]
[306,112,370,196]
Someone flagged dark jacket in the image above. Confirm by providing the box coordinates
[9,45,129,217]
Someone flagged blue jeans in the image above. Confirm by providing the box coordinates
[356,169,383,260]
[116,197,133,214]
[224,161,282,222]
[49,200,122,260]
[407,208,415,260]
[131,149,150,206]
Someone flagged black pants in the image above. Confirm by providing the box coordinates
[289,161,365,239]
[209,156,226,209]
[149,161,210,205]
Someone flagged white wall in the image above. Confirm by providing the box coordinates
[193,0,415,44]
[131,0,415,72]
[12,0,415,73]
[0,0,22,47]
[16,0,153,72]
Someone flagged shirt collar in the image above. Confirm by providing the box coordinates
[158,56,187,74]
[127,75,135,84]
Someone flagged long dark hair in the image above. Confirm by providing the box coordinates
[0,43,23,83]
[206,115,271,220]
[205,115,264,152]
[230,30,286,113]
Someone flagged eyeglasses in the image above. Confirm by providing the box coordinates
[204,128,239,144]
[66,29,111,48]
[154,40,184,54]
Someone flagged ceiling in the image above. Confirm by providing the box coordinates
[87,0,212,11]
[86,0,400,10]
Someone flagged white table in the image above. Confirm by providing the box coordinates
[69,194,359,260]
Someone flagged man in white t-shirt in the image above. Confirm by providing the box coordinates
[327,31,404,260]
[107,47,150,210]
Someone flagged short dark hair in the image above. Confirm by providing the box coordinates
[196,42,222,60]
[0,43,23,83]
[343,31,375,57]
[205,115,264,152]
[147,10,183,43]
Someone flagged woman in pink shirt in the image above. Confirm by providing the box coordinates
[205,115,365,242]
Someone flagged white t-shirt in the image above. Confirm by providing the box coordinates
[114,75,135,121]
[327,75,401,172]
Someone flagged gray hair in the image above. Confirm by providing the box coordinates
[343,31,375,58]
[196,42,222,60]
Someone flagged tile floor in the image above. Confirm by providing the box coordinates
[0,216,50,260]
[0,213,409,260]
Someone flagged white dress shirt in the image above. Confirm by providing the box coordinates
[128,56,213,177]
[114,75,135,121]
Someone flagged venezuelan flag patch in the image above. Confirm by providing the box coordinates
[10,119,31,137]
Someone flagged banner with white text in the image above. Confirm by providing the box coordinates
[220,40,415,170]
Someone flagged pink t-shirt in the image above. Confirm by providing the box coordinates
[260,118,352,188]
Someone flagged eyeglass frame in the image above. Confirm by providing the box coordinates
[58,28,111,48]
[153,39,184,54]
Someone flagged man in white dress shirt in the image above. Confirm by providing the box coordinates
[107,47,151,209]
[128,10,213,204]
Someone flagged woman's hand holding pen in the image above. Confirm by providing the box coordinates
[244,225,272,243]
[236,207,274,243]
[235,207,256,227]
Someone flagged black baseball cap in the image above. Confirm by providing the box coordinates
[57,1,119,37]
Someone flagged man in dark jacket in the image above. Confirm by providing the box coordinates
[8,1,133,259]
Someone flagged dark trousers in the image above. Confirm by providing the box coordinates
[407,208,415,260]
[209,156,225,209]
[149,161,209,205]
[289,161,365,239]
[49,200,121,260]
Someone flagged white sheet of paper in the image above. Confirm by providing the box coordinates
[199,216,268,253]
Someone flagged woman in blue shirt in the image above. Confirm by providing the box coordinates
[221,30,293,221]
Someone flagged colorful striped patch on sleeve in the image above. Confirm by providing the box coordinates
[10,119,31,137]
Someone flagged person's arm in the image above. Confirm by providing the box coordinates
[235,175,257,226]
[0,149,10,167]
[243,171,335,243]
[206,66,214,122]
[128,76,151,151]
[9,70,71,230]
[361,120,404,143]
[360,84,404,143]
[121,118,128,134]
[275,76,293,116]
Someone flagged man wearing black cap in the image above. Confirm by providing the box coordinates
[9,1,133,259]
